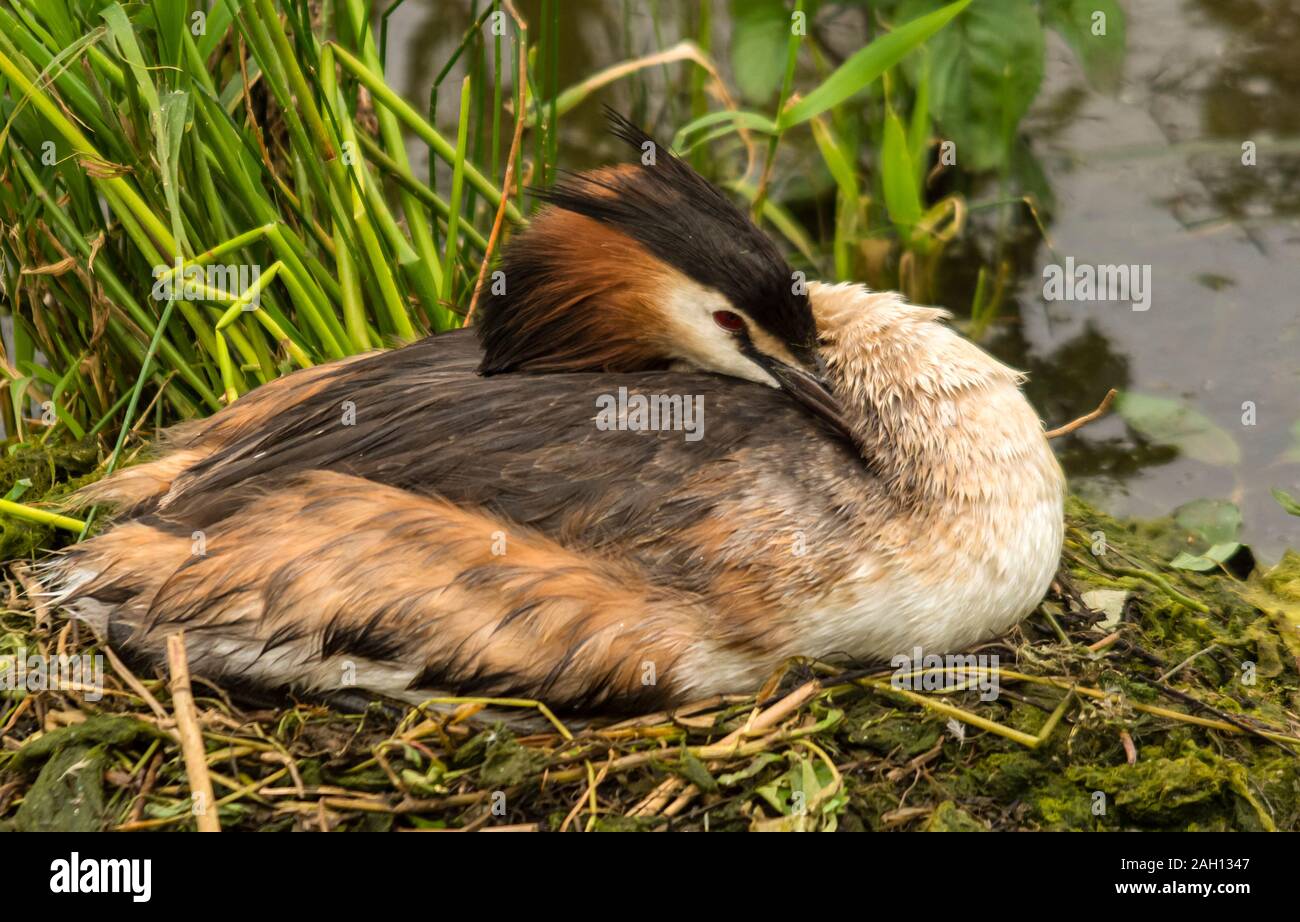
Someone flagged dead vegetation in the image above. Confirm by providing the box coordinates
[2,494,1298,832]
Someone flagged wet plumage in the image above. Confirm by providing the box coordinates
[45,116,1065,716]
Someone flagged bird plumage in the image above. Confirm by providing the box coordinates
[476,110,829,412]
[49,282,1063,714]
[42,112,1064,717]
[497,111,818,369]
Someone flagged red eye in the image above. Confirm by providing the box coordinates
[713,310,745,333]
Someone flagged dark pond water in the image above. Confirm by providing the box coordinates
[1012,0,1300,558]
[380,0,1299,557]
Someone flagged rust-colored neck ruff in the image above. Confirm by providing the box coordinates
[476,205,679,374]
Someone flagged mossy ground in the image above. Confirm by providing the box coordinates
[1,443,1298,831]
[0,440,102,560]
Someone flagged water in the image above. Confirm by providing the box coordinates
[380,0,1299,556]
[1007,0,1300,556]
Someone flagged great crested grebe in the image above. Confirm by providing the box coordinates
[46,115,1065,715]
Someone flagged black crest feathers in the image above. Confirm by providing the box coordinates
[476,108,816,375]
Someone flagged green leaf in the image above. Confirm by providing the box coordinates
[899,0,1044,172]
[730,0,790,104]
[1272,488,1300,517]
[881,103,923,233]
[677,749,719,793]
[476,732,548,787]
[778,0,972,129]
[1174,498,1242,546]
[670,109,777,152]
[809,116,857,202]
[717,752,783,787]
[1043,0,1127,94]
[811,114,862,279]
[30,0,78,49]
[1114,391,1241,467]
[101,2,160,114]
[11,744,111,831]
[1171,543,1241,573]
[197,1,236,61]
[3,478,32,502]
[9,715,160,771]
[155,90,191,252]
[150,0,187,79]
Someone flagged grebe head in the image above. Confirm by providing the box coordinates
[476,109,850,439]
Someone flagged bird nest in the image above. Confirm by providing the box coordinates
[2,481,1299,831]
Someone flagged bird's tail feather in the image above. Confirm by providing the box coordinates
[45,470,702,713]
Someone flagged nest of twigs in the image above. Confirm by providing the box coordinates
[2,497,1299,832]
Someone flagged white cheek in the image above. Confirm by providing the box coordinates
[660,281,779,387]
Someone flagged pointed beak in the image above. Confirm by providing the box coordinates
[745,345,857,446]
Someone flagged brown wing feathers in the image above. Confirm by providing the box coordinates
[71,328,481,516]
[46,114,845,713]
[51,359,866,710]
[57,470,705,713]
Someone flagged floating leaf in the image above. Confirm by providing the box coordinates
[1174,498,1242,546]
[1169,498,1245,571]
[1171,543,1241,573]
[1114,391,1241,467]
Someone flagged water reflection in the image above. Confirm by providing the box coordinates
[1005,0,1300,555]
[379,0,1299,554]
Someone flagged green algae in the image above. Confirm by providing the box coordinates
[0,493,1297,830]
[813,496,1300,832]
[924,801,987,831]
[0,439,103,560]
[0,716,160,832]
[1066,742,1278,830]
